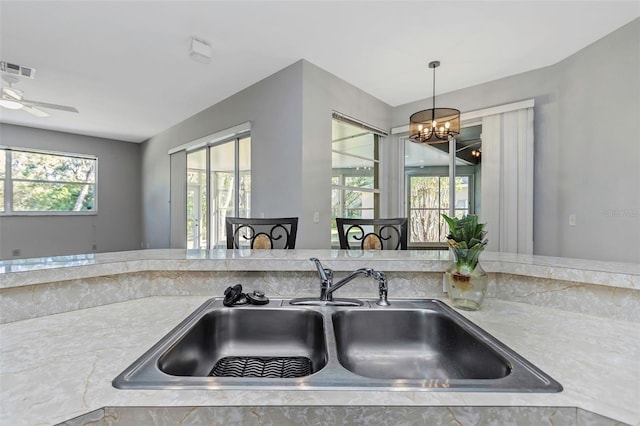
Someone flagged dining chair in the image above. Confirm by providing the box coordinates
[225,217,299,249]
[335,217,408,250]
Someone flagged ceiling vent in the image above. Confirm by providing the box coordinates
[189,38,212,64]
[0,61,36,79]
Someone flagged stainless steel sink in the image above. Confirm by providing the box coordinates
[333,309,511,380]
[158,308,327,377]
[113,298,562,392]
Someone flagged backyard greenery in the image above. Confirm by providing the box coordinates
[1,149,95,212]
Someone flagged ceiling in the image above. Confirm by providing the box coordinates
[0,1,638,143]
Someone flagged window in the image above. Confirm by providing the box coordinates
[186,135,251,249]
[186,149,207,249]
[407,175,471,243]
[331,115,381,246]
[404,124,481,247]
[0,149,5,213]
[0,147,96,214]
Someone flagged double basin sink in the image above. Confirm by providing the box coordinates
[113,298,562,392]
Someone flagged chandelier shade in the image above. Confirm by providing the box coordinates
[409,61,460,144]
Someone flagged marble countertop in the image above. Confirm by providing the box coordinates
[2,249,639,290]
[1,295,638,426]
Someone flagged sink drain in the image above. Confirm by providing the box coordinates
[209,356,313,378]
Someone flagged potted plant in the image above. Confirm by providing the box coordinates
[442,214,488,310]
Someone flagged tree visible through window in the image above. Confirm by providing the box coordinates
[186,135,251,249]
[408,175,469,243]
[0,148,96,213]
[404,125,480,247]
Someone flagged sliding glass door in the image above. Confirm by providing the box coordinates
[186,135,251,249]
[404,125,481,247]
[187,149,207,249]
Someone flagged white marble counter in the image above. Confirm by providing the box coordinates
[2,249,639,290]
[1,296,638,426]
[2,249,639,325]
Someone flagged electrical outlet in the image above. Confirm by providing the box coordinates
[313,212,320,223]
[11,249,21,257]
[569,214,576,226]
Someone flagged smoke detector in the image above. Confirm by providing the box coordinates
[0,61,36,79]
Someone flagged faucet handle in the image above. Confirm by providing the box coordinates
[373,270,386,281]
[310,257,332,285]
[373,270,390,306]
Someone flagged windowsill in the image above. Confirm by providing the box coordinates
[0,212,97,217]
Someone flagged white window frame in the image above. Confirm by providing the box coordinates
[169,122,252,249]
[206,134,252,248]
[405,171,475,247]
[0,146,98,216]
[331,150,381,219]
[331,114,385,246]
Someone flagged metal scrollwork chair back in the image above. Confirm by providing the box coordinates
[225,217,299,249]
[335,218,408,250]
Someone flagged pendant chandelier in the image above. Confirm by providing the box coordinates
[409,61,460,144]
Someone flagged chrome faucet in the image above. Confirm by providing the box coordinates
[373,269,390,306]
[310,257,389,306]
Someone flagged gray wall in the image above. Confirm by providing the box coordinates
[141,20,637,262]
[141,60,304,249]
[300,61,392,247]
[141,59,392,249]
[391,18,639,263]
[0,124,141,259]
[3,21,635,262]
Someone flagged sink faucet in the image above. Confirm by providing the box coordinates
[310,257,389,306]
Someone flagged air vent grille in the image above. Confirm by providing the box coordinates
[0,62,36,79]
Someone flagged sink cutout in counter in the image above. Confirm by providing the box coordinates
[113,298,562,392]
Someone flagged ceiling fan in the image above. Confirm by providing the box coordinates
[0,75,79,117]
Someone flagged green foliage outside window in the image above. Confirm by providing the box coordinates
[1,148,96,213]
[408,176,468,243]
[13,182,94,211]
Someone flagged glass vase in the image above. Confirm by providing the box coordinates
[444,249,488,311]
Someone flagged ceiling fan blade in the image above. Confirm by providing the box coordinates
[21,99,78,113]
[21,105,49,117]
[2,86,23,101]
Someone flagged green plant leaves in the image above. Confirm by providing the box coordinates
[442,213,488,256]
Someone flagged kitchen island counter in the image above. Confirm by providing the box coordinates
[1,295,638,425]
